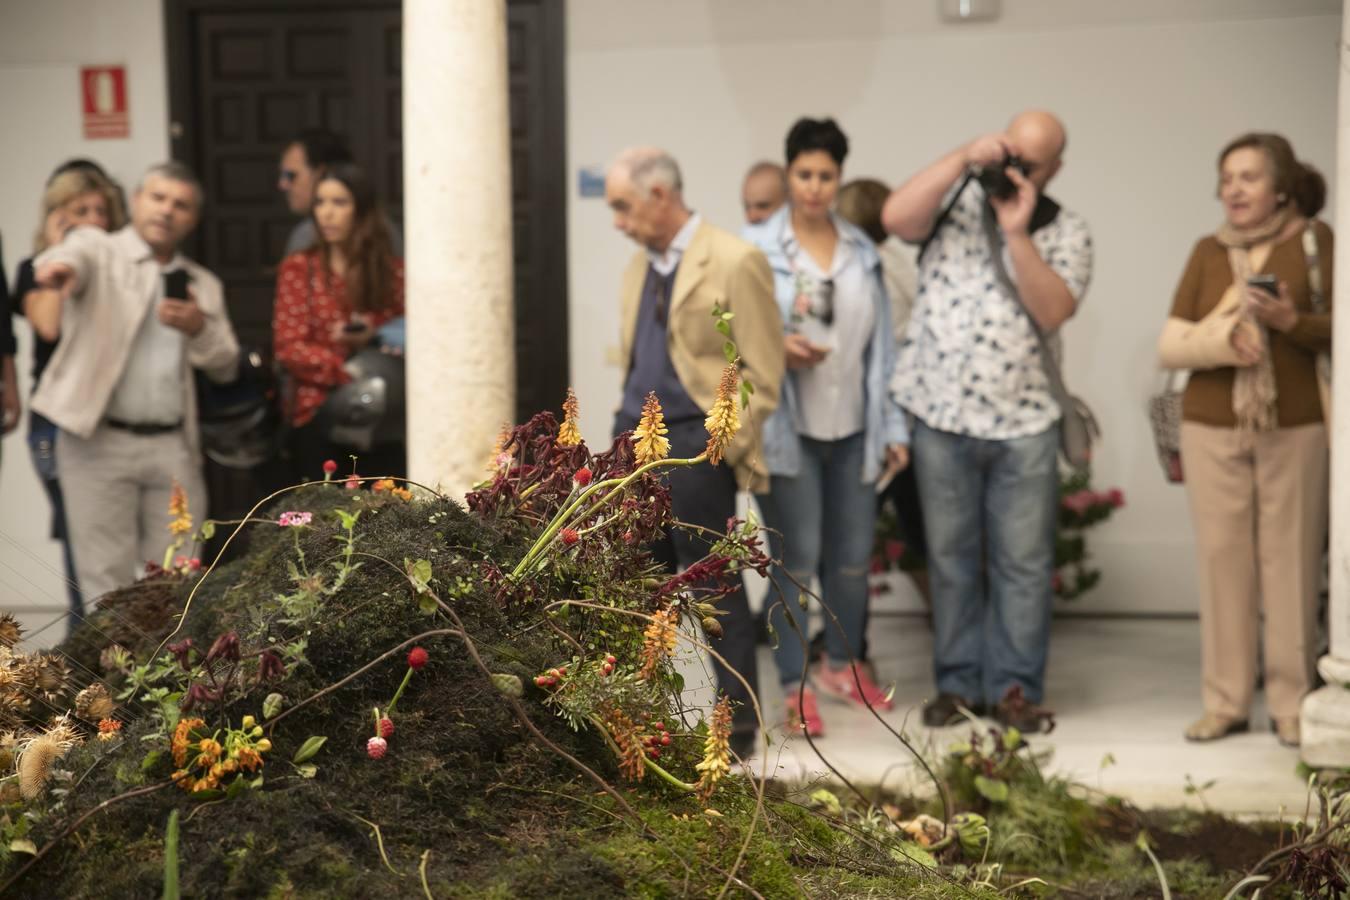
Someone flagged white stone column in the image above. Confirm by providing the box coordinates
[403,0,515,499]
[1301,5,1350,766]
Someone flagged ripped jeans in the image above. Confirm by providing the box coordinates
[757,431,876,686]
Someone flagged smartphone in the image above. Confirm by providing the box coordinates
[164,270,191,301]
[1246,274,1279,297]
[343,321,368,334]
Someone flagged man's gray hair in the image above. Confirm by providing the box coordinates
[610,147,683,196]
[137,161,204,209]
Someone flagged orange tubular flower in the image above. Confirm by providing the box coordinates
[167,480,193,536]
[696,697,733,800]
[558,388,582,447]
[632,392,670,466]
[639,607,680,681]
[703,364,740,466]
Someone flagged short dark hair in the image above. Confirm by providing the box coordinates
[785,118,849,167]
[292,128,354,169]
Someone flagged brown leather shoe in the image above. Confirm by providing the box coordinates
[1272,718,1300,748]
[1184,713,1249,742]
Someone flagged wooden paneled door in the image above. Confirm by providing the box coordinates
[165,0,568,423]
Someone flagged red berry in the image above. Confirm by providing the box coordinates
[367,736,388,759]
[407,647,429,670]
[653,722,665,731]
[188,557,202,571]
[534,676,547,686]
[323,459,338,475]
[606,655,616,665]
[660,734,671,746]
[560,528,579,546]
[557,667,567,676]
[650,748,661,760]
[574,467,593,486]
[379,717,395,739]
[622,531,635,544]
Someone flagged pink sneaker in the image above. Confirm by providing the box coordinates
[815,661,895,711]
[785,685,825,737]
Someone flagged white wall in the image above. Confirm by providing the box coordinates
[565,0,1342,615]
[0,0,169,637]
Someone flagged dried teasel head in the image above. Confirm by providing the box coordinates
[75,682,116,722]
[16,715,81,800]
[29,653,72,702]
[0,613,21,648]
[0,729,19,770]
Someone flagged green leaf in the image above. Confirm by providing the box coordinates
[198,520,216,541]
[974,775,1010,804]
[1100,752,1117,770]
[809,788,842,816]
[141,750,164,773]
[405,557,433,594]
[251,775,265,789]
[163,809,180,899]
[189,788,224,801]
[490,673,523,699]
[294,763,318,779]
[418,594,437,616]
[9,839,37,856]
[669,672,684,694]
[225,776,248,799]
[719,311,735,321]
[292,735,328,764]
[263,692,285,720]
[1001,727,1022,750]
[334,508,359,531]
[722,341,737,364]
[715,319,731,337]
[890,841,937,869]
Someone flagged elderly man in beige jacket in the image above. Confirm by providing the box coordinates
[606,147,784,759]
[34,162,239,601]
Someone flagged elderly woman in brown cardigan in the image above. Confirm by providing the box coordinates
[1158,132,1332,748]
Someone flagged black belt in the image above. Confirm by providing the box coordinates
[105,418,183,436]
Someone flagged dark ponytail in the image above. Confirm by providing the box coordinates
[1292,161,1326,218]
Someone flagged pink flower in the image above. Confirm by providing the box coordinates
[278,511,313,527]
[1061,491,1094,515]
[344,475,361,490]
[1107,488,1125,509]
[367,736,388,759]
[188,557,202,571]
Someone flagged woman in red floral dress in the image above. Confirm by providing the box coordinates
[273,163,405,481]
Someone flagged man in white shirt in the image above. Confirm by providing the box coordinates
[35,162,240,600]
[884,111,1093,733]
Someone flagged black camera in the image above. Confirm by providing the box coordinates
[977,155,1028,201]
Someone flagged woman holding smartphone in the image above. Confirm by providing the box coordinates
[742,118,909,737]
[273,163,404,481]
[1158,133,1332,748]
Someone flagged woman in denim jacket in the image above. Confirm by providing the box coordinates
[742,118,910,737]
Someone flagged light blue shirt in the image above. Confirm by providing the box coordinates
[742,206,908,484]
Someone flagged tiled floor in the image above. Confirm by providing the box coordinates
[675,616,1310,817]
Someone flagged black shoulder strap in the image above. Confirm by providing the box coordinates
[917,175,1062,266]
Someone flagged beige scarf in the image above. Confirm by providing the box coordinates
[1215,208,1301,431]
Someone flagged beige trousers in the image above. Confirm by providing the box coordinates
[1180,422,1328,722]
[58,426,207,602]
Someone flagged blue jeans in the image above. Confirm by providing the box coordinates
[912,421,1058,705]
[758,432,876,687]
[28,414,84,630]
